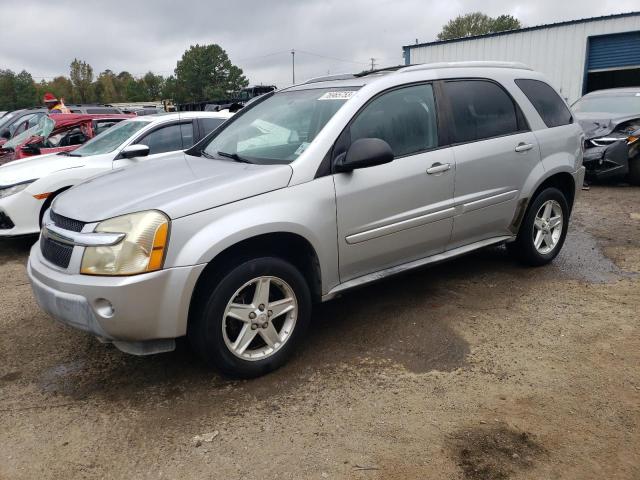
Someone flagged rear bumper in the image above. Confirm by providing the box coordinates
[28,243,206,353]
[583,140,629,181]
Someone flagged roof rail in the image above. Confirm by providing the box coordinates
[400,61,532,72]
[354,65,407,77]
[304,73,356,84]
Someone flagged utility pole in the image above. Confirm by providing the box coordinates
[370,58,377,71]
[291,49,296,84]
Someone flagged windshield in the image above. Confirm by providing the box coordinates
[71,119,151,157]
[3,116,54,149]
[201,87,359,164]
[0,111,19,131]
[573,94,640,115]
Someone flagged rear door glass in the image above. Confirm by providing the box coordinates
[443,80,524,143]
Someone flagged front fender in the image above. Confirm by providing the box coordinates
[165,177,340,295]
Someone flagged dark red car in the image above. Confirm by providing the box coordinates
[0,113,133,165]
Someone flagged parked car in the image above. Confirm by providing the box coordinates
[572,88,640,184]
[0,111,233,236]
[0,108,48,147]
[0,113,133,165]
[0,105,124,147]
[28,62,584,378]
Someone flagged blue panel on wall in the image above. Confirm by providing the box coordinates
[588,31,640,71]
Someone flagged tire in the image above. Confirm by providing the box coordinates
[508,187,569,266]
[188,257,312,378]
[627,156,640,186]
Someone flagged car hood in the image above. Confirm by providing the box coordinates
[574,112,640,139]
[0,152,87,186]
[52,152,294,222]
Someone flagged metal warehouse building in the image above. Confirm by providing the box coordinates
[403,12,640,103]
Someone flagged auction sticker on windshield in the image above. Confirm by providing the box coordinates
[318,91,357,101]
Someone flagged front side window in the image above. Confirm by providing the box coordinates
[200,117,226,137]
[71,119,150,157]
[201,87,358,165]
[349,83,438,157]
[444,80,523,143]
[139,122,191,154]
[516,79,572,127]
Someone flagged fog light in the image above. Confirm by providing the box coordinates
[94,298,115,318]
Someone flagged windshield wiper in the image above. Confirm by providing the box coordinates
[217,151,254,164]
[200,150,217,160]
[58,151,81,157]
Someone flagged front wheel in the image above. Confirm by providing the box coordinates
[508,187,569,266]
[188,257,311,378]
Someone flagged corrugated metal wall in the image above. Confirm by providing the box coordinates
[405,15,640,103]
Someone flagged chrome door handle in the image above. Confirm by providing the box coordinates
[426,162,451,175]
[515,142,534,153]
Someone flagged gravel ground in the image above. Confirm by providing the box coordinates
[0,186,638,480]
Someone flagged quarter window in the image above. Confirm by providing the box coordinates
[444,80,523,143]
[349,84,438,157]
[515,79,573,127]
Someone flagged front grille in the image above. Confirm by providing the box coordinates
[50,211,85,233]
[41,237,73,268]
[0,211,14,230]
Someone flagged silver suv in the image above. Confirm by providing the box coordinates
[28,62,585,377]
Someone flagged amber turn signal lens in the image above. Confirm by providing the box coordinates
[33,192,52,200]
[148,222,169,272]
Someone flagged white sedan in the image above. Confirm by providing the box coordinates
[0,111,233,237]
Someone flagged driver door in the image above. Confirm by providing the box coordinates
[333,83,456,282]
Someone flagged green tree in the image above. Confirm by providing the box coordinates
[437,12,522,40]
[94,70,118,103]
[174,44,248,102]
[14,71,38,107]
[0,70,17,110]
[142,72,165,100]
[69,58,95,103]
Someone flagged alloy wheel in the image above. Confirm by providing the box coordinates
[533,199,563,254]
[222,276,298,361]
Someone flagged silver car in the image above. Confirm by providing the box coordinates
[28,62,585,377]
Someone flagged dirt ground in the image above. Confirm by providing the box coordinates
[1,186,639,480]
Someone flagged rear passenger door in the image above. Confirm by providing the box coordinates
[442,79,541,249]
[334,83,456,281]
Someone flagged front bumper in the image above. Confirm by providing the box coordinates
[583,140,629,181]
[28,243,206,354]
[0,191,43,237]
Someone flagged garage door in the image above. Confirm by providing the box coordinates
[587,31,640,71]
[585,31,640,93]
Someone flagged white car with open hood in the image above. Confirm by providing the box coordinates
[0,111,233,236]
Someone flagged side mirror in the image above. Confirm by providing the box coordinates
[0,130,10,140]
[120,144,150,159]
[334,138,394,173]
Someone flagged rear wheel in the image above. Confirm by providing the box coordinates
[188,257,311,378]
[509,187,569,266]
[627,156,640,186]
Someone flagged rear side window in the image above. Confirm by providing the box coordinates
[443,80,524,143]
[515,79,572,128]
[350,83,438,157]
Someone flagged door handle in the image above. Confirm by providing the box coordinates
[515,142,534,153]
[426,162,451,175]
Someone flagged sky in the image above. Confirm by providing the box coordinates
[0,0,637,88]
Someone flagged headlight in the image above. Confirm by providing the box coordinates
[0,180,36,199]
[81,210,169,276]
